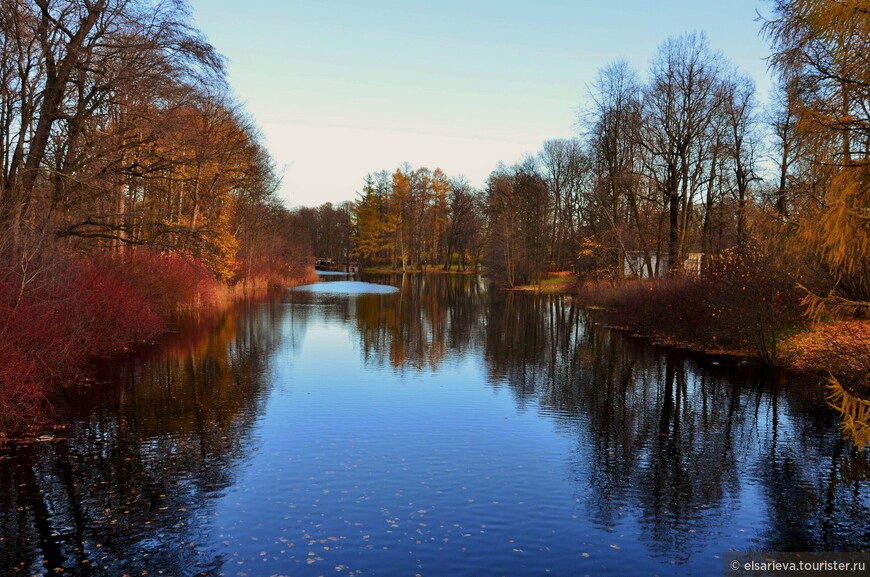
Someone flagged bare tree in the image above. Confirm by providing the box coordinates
[641,33,725,274]
[585,60,653,278]
[539,138,583,270]
[767,75,801,219]
[721,71,760,250]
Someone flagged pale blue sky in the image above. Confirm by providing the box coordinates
[187,0,774,208]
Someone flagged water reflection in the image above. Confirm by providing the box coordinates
[0,299,288,575]
[480,290,870,555]
[302,277,870,555]
[1,276,868,575]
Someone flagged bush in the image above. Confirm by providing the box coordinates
[579,247,806,362]
[103,250,222,318]
[703,247,806,362]
[0,249,223,432]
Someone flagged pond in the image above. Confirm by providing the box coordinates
[1,273,868,576]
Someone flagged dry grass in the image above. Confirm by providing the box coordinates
[512,271,577,293]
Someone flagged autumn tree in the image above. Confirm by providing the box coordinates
[764,0,870,318]
[353,175,383,265]
[642,33,725,274]
[485,159,551,287]
[407,167,432,269]
[351,165,452,271]
[388,166,411,270]
[427,168,450,268]
[0,0,308,286]
[0,0,223,249]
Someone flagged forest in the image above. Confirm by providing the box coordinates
[0,0,313,427]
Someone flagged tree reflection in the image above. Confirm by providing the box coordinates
[351,274,487,371]
[328,277,870,554]
[0,297,290,575]
[480,293,870,556]
[751,372,870,551]
[2,278,869,574]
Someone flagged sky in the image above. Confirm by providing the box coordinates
[186,0,775,209]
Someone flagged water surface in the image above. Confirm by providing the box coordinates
[1,274,868,576]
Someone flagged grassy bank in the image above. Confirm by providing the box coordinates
[512,271,578,293]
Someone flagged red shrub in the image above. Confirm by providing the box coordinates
[0,249,223,431]
[102,250,222,318]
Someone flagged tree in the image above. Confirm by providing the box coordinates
[768,76,801,219]
[539,138,585,270]
[443,178,474,271]
[721,71,760,250]
[642,33,725,274]
[353,175,383,265]
[388,166,410,270]
[6,0,110,239]
[0,0,223,250]
[764,0,870,448]
[585,60,652,278]
[484,159,551,287]
[764,0,870,317]
[428,168,450,268]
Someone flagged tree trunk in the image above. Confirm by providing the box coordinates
[16,1,107,239]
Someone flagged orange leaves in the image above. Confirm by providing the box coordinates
[827,376,870,450]
[784,319,870,448]
[781,319,870,386]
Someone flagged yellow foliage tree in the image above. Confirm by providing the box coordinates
[766,0,870,449]
[388,168,411,270]
[765,0,870,319]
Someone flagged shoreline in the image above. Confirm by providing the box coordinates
[0,265,319,439]
[361,265,478,275]
[516,273,867,391]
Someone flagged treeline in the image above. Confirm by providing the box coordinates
[353,167,486,273]
[0,0,312,427]
[305,3,867,325]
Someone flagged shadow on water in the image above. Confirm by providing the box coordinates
[482,289,870,555]
[0,298,291,575]
[1,275,868,574]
